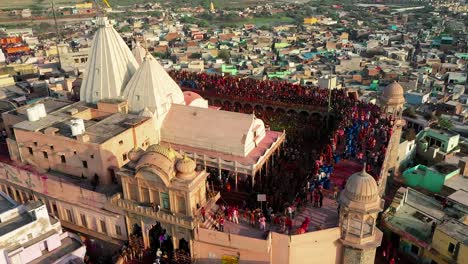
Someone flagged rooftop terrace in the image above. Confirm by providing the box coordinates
[11,99,149,144]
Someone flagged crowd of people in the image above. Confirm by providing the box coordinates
[168,71,395,240]
[170,70,393,181]
[169,71,331,107]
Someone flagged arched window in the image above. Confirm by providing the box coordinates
[348,214,362,237]
[363,216,374,237]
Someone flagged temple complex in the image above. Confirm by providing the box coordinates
[0,16,408,264]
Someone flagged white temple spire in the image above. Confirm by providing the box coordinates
[80,17,139,103]
[122,53,184,117]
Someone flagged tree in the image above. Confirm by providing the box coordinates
[218,49,230,62]
[438,117,453,130]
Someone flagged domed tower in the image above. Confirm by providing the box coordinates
[380,81,405,118]
[379,82,406,194]
[339,166,383,264]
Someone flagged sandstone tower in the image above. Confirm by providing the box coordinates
[339,166,384,264]
[378,81,406,196]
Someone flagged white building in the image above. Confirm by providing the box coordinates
[0,191,86,264]
[318,75,338,90]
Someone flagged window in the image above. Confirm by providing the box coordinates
[411,244,419,255]
[28,147,33,155]
[140,187,150,203]
[161,193,170,210]
[66,209,74,223]
[90,154,94,159]
[50,145,54,150]
[81,214,87,228]
[448,242,455,254]
[52,203,58,215]
[42,151,48,159]
[122,153,127,161]
[34,142,38,146]
[177,196,186,214]
[60,155,66,163]
[100,220,107,234]
[119,140,123,145]
[73,151,77,155]
[82,160,88,168]
[115,225,122,236]
[136,95,140,101]
[348,215,362,237]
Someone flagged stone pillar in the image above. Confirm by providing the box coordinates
[343,247,377,264]
[251,172,255,189]
[235,172,238,192]
[141,219,150,249]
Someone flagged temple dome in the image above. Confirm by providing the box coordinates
[146,144,177,161]
[80,16,139,103]
[132,41,146,65]
[343,166,379,203]
[122,54,185,115]
[176,155,196,174]
[381,81,405,105]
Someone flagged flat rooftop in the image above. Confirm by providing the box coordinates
[431,162,459,174]
[448,189,468,207]
[385,189,446,242]
[29,236,84,264]
[11,99,149,144]
[48,170,121,196]
[437,219,468,245]
[0,210,34,237]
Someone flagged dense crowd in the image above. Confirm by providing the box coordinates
[169,71,330,107]
[170,71,393,182]
[169,71,394,237]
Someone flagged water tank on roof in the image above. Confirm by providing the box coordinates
[26,106,40,122]
[70,118,85,136]
[36,104,46,118]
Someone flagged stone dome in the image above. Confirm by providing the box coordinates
[176,155,196,173]
[343,166,379,203]
[381,81,405,105]
[128,149,141,161]
[146,144,176,161]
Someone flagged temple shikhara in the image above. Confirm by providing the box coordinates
[0,16,407,264]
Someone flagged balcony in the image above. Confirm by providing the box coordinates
[110,191,221,230]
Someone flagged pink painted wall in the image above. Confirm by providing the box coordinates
[193,227,343,264]
[193,228,270,264]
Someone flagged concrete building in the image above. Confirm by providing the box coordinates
[382,187,468,264]
[319,75,338,90]
[0,191,86,264]
[402,163,460,193]
[57,44,90,73]
[416,128,460,163]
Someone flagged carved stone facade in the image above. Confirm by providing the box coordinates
[113,144,211,251]
[339,167,384,264]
